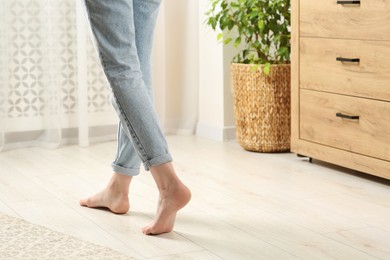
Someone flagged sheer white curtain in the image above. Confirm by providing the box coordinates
[0,0,199,152]
[154,0,199,135]
[0,0,122,152]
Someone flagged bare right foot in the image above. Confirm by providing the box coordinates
[142,182,191,235]
[79,173,132,214]
[142,163,191,235]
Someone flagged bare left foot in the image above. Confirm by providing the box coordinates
[142,182,191,235]
[79,189,130,214]
[79,173,132,214]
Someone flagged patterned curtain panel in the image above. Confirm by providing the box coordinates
[0,0,117,151]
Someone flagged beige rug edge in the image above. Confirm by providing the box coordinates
[0,212,134,259]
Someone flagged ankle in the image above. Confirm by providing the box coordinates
[158,182,179,197]
[150,163,183,192]
[107,172,132,195]
[160,182,190,201]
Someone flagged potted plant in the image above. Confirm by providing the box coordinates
[206,0,291,152]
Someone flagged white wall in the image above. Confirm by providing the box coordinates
[153,0,236,141]
[153,0,199,135]
[196,0,236,141]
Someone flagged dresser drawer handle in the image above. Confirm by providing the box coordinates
[336,113,360,120]
[337,0,361,5]
[336,57,360,63]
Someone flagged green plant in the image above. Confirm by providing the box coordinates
[206,0,290,73]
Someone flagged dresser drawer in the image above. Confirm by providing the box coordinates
[300,37,390,101]
[300,89,390,161]
[300,0,390,40]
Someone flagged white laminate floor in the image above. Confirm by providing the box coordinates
[0,135,389,259]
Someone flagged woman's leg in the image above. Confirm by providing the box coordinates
[110,0,162,178]
[80,0,161,213]
[80,0,190,234]
[83,0,171,168]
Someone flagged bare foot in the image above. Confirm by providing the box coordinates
[142,182,191,235]
[79,190,129,214]
[79,173,131,214]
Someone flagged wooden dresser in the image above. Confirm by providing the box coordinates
[291,0,390,179]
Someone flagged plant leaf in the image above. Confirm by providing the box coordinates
[217,33,224,42]
[263,63,271,75]
[223,38,232,45]
[234,37,241,48]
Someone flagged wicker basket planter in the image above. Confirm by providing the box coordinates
[231,63,291,152]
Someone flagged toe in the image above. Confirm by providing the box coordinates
[79,198,88,207]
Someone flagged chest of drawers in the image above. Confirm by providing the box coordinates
[291,0,390,179]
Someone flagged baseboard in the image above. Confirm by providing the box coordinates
[195,123,236,141]
[61,125,117,145]
[223,126,236,140]
[164,128,195,135]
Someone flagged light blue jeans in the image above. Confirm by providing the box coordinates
[84,0,172,176]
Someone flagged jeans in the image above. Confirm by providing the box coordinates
[84,0,172,175]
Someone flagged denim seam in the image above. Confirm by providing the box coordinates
[112,123,121,164]
[85,0,149,164]
[111,86,150,163]
[84,0,109,75]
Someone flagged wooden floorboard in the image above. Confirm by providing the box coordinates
[0,135,389,259]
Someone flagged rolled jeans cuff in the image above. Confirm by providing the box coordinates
[143,153,173,171]
[111,163,140,176]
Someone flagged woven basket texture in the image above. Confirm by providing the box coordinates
[231,63,291,152]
